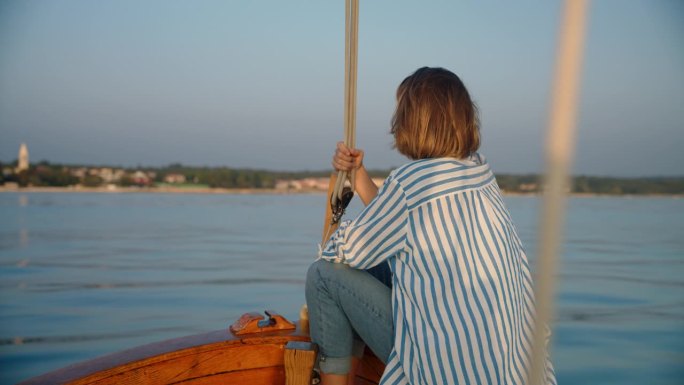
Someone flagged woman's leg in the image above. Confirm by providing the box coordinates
[305,259,394,379]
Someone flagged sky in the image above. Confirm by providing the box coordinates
[0,0,682,176]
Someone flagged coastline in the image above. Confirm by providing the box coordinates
[0,185,321,195]
[1,186,681,198]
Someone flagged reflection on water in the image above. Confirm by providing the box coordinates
[0,276,306,292]
[0,193,682,384]
[19,228,29,248]
[0,326,191,346]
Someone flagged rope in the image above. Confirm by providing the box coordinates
[332,0,359,206]
[530,1,589,384]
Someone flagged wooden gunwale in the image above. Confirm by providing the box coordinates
[19,322,383,385]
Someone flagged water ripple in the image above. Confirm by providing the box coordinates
[0,326,194,346]
[1,277,306,292]
[559,273,684,288]
[558,301,684,322]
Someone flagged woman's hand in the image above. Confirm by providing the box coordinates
[332,141,364,172]
[331,141,377,206]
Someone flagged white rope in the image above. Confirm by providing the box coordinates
[332,0,359,206]
[530,1,589,384]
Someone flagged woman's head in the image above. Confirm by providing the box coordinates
[391,67,480,160]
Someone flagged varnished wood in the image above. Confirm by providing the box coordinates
[355,348,384,384]
[354,377,379,385]
[20,321,383,385]
[230,310,296,336]
[284,341,318,385]
[177,366,285,385]
[19,328,309,385]
[322,172,339,245]
[75,344,286,385]
[298,304,310,334]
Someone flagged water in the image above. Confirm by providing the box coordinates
[0,192,682,384]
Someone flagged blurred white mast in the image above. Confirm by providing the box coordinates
[530,0,590,384]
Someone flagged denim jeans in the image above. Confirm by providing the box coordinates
[305,259,394,374]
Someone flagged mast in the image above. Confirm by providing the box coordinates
[322,0,360,244]
[530,0,590,383]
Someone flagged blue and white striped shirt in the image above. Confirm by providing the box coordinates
[320,154,556,385]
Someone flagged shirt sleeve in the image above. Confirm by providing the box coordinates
[319,176,408,269]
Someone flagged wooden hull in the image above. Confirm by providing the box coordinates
[20,321,384,385]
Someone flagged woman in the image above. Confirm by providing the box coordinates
[306,67,556,385]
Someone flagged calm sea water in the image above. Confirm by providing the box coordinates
[0,192,682,384]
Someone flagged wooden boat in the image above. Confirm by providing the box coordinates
[20,4,369,382]
[21,5,372,383]
[18,0,590,381]
[19,310,384,385]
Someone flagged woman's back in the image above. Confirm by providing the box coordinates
[383,155,556,385]
[313,67,555,385]
[320,154,555,384]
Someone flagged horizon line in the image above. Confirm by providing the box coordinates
[2,158,683,180]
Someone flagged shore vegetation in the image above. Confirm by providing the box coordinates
[1,160,682,195]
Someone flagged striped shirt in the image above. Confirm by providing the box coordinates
[320,154,556,385]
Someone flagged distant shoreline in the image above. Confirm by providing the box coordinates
[0,186,319,195]
[1,186,681,198]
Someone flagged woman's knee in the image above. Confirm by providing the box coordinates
[306,259,324,287]
[306,259,348,299]
[307,259,343,281]
[306,259,330,298]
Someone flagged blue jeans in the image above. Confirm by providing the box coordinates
[305,259,394,374]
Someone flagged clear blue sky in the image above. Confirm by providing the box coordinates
[1,0,682,176]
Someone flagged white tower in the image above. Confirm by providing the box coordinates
[17,143,29,172]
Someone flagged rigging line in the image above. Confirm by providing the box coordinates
[530,0,589,384]
[333,0,359,205]
[349,0,359,191]
[335,0,350,203]
[333,0,351,205]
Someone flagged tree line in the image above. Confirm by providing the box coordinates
[1,160,682,195]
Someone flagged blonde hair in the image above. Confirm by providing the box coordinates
[391,67,480,160]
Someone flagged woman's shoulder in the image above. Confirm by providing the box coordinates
[387,153,496,207]
[390,152,490,183]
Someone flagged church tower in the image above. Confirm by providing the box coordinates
[17,143,29,172]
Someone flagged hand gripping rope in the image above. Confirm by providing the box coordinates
[322,0,359,245]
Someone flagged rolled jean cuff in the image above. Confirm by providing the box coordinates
[319,355,351,375]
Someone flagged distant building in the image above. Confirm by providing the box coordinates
[17,143,29,172]
[519,183,538,192]
[275,179,303,190]
[275,177,387,191]
[98,168,115,182]
[112,169,126,182]
[70,168,88,179]
[164,173,187,184]
[132,171,151,185]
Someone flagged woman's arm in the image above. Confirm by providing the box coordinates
[332,141,378,206]
[320,176,408,269]
[352,165,378,206]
